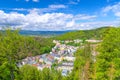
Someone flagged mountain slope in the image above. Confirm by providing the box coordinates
[54,27,115,40]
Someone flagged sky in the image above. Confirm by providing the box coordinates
[0,0,120,31]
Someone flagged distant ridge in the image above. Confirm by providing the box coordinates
[19,26,116,36]
[19,30,74,36]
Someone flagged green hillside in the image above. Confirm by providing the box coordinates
[54,27,115,40]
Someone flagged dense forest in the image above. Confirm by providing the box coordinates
[69,27,120,80]
[0,27,120,80]
[0,29,54,58]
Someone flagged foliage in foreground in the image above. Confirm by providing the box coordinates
[16,65,63,80]
[94,27,120,80]
[0,30,54,80]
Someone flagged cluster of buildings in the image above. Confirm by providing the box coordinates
[18,39,101,76]
[53,39,82,44]
[18,40,78,76]
[53,39,102,44]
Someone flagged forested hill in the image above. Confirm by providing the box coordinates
[0,30,73,37]
[54,27,115,40]
[0,30,55,60]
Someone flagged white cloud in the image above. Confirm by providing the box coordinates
[102,2,120,17]
[0,10,118,31]
[11,4,67,13]
[49,4,67,9]
[76,21,119,30]
[102,6,112,12]
[68,1,78,5]
[12,8,28,11]
[68,0,80,5]
[32,0,39,2]
[0,11,25,26]
[74,14,97,20]
[24,0,39,2]
[66,20,75,27]
[115,12,120,17]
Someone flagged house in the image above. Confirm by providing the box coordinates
[37,64,45,70]
[37,64,52,70]
[17,62,22,67]
[57,65,73,72]
[86,40,102,43]
[50,53,60,60]
[39,58,44,63]
[74,39,82,43]
[62,61,74,66]
[64,56,75,61]
[45,64,51,69]
[62,69,68,76]
[32,63,39,67]
[21,60,27,65]
[44,54,54,65]
[57,61,74,72]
